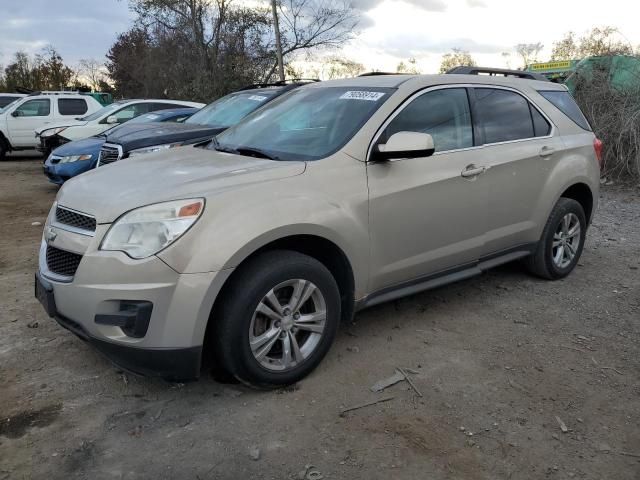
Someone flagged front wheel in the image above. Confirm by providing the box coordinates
[0,138,8,161]
[526,197,587,280]
[213,250,341,388]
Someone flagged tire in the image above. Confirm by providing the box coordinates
[525,197,587,280]
[213,250,341,388]
[0,138,8,161]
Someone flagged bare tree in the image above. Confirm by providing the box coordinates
[501,51,512,69]
[321,55,364,79]
[396,57,420,74]
[439,48,476,73]
[78,58,107,91]
[550,32,579,61]
[263,0,359,81]
[515,42,544,68]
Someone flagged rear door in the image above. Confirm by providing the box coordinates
[472,87,562,254]
[6,98,52,147]
[367,86,488,292]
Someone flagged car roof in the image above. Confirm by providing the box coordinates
[303,73,567,91]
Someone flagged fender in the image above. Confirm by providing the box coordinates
[157,154,371,296]
[532,136,599,239]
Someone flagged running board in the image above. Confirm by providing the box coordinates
[356,245,535,311]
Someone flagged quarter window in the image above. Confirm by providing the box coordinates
[14,99,50,117]
[539,90,591,131]
[380,88,473,153]
[475,89,536,143]
[58,98,88,116]
[530,104,551,137]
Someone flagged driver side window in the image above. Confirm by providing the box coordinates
[110,103,150,123]
[15,99,51,117]
[380,88,473,153]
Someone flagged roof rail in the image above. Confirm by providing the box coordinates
[446,66,549,81]
[26,90,89,96]
[358,72,411,77]
[237,79,320,91]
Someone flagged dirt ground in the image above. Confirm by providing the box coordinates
[0,154,639,480]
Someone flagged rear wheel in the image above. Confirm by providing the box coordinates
[526,197,586,280]
[213,250,341,388]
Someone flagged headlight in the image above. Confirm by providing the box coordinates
[40,127,68,138]
[128,143,182,157]
[58,154,92,163]
[100,199,204,259]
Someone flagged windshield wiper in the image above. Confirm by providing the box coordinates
[234,146,279,160]
[210,137,238,154]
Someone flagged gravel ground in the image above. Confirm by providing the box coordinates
[1,155,639,480]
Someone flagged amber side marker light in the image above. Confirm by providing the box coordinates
[178,202,203,217]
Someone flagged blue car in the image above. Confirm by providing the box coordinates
[43,108,198,185]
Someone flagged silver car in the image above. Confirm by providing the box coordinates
[36,70,601,387]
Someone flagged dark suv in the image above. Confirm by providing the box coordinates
[97,81,315,166]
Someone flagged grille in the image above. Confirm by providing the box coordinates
[98,144,122,166]
[55,206,96,232]
[46,246,83,277]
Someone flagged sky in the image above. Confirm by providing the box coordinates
[1,0,638,74]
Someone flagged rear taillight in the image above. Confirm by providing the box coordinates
[593,138,604,169]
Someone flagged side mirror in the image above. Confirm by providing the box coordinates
[106,115,119,124]
[372,132,435,161]
[11,110,21,117]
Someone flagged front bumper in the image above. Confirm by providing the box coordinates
[37,135,68,154]
[43,157,96,185]
[36,228,233,380]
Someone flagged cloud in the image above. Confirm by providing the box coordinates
[352,0,447,13]
[465,0,487,7]
[0,0,133,66]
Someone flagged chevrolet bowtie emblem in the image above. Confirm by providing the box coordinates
[45,226,57,242]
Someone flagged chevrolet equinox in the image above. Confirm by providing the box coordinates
[36,71,601,387]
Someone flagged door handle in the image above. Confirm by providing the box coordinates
[461,164,488,178]
[539,146,555,157]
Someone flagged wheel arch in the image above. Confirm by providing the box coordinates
[560,182,594,223]
[202,233,357,367]
[0,130,12,151]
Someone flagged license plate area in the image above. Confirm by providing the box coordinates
[35,274,57,318]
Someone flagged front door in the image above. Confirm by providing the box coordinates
[367,87,487,292]
[7,98,52,147]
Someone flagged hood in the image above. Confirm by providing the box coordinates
[52,137,104,156]
[56,145,306,223]
[104,122,223,153]
[36,120,88,135]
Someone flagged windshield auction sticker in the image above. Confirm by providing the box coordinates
[248,95,268,102]
[339,91,385,101]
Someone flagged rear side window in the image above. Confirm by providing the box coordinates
[381,88,473,152]
[475,89,534,143]
[539,90,591,131]
[58,98,88,116]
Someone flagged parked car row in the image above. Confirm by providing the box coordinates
[35,69,601,389]
[38,81,310,183]
[43,108,199,184]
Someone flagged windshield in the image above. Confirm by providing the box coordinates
[186,90,280,127]
[128,112,171,124]
[214,87,393,161]
[0,98,20,113]
[79,102,126,122]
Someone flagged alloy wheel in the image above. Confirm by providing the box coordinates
[248,279,327,372]
[552,212,581,269]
